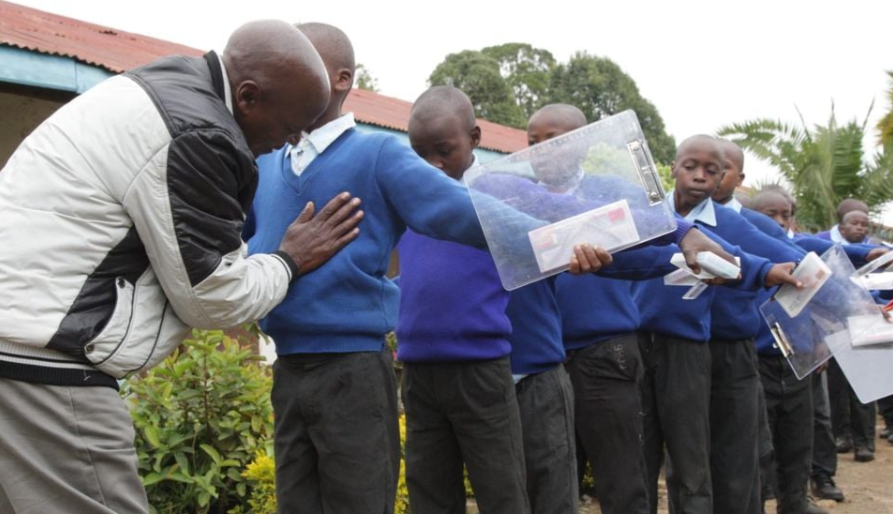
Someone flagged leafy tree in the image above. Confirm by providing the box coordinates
[877,71,893,147]
[719,108,893,232]
[547,52,676,164]
[428,46,677,163]
[429,50,526,128]
[481,43,556,118]
[355,63,379,93]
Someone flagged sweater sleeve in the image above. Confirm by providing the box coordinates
[375,138,488,247]
[123,130,292,329]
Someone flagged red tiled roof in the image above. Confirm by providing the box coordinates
[0,0,527,153]
[343,88,527,153]
[0,0,202,72]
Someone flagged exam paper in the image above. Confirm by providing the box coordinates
[774,252,832,318]
[528,199,640,274]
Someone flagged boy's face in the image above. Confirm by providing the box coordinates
[840,211,869,243]
[755,195,794,232]
[527,118,584,188]
[712,157,743,205]
[671,140,724,215]
[409,114,480,180]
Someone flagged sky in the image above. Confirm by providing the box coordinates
[12,0,893,213]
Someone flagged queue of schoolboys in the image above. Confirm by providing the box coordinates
[247,23,892,514]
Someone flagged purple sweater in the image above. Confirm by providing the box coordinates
[395,229,512,362]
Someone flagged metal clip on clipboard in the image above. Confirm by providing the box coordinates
[627,140,665,206]
[759,246,893,402]
[769,322,794,358]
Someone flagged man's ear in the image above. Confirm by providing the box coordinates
[670,160,679,178]
[737,172,746,187]
[235,81,261,113]
[470,125,482,149]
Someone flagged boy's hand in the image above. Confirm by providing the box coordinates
[568,243,613,274]
[278,192,364,275]
[764,263,804,288]
[678,228,736,275]
[867,247,890,262]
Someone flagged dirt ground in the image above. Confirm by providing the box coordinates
[580,417,893,514]
[467,415,893,514]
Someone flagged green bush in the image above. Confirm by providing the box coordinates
[122,329,274,514]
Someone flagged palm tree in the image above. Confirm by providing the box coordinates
[877,71,893,148]
[719,107,893,232]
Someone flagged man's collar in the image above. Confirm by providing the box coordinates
[215,52,233,115]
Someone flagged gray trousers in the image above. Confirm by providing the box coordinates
[0,377,148,514]
[516,364,578,514]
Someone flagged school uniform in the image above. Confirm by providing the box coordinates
[507,214,700,514]
[557,243,675,514]
[707,201,806,514]
[633,195,779,514]
[786,232,875,497]
[395,163,529,514]
[247,114,492,514]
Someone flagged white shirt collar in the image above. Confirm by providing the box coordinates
[829,224,849,245]
[216,52,233,115]
[668,191,717,226]
[724,196,743,214]
[301,112,356,155]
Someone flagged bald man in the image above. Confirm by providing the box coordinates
[0,20,362,514]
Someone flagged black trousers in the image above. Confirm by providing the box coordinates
[639,333,712,514]
[810,372,837,479]
[759,355,812,514]
[516,364,577,514]
[401,357,529,514]
[565,333,649,514]
[879,394,893,429]
[272,349,400,514]
[828,358,876,450]
[709,338,761,514]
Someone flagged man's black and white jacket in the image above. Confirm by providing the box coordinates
[0,52,296,388]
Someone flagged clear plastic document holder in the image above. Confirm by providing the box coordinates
[759,246,893,394]
[463,110,677,290]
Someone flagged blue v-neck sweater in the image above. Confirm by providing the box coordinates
[247,129,488,355]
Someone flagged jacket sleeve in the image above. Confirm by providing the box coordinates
[123,130,294,329]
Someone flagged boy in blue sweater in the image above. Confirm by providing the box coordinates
[246,25,611,514]
[750,189,888,513]
[396,86,530,514]
[706,139,811,514]
[514,117,780,514]
[632,135,803,514]
[526,103,662,514]
[245,25,492,514]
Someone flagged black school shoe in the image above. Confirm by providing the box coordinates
[888,432,893,445]
[836,435,854,453]
[881,426,893,439]
[806,502,829,514]
[811,474,845,502]
[854,446,875,462]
